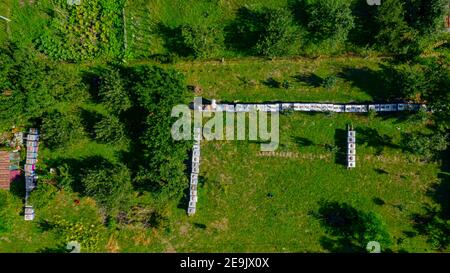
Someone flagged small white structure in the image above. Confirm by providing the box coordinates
[347,125,356,169]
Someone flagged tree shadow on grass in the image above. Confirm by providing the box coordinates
[356,127,399,154]
[292,136,314,148]
[224,7,265,54]
[337,67,391,101]
[292,73,323,87]
[313,200,393,253]
[334,129,347,166]
[155,23,192,57]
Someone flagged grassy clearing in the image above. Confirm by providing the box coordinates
[176,56,385,102]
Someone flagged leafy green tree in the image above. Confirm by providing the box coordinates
[82,164,133,212]
[382,63,427,100]
[255,8,298,57]
[131,66,190,199]
[374,0,421,58]
[181,24,224,58]
[405,0,448,35]
[41,109,86,148]
[304,0,355,43]
[98,67,131,113]
[402,132,448,159]
[94,115,127,144]
[316,201,391,252]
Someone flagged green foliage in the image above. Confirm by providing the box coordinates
[0,191,15,234]
[94,115,127,144]
[38,0,124,62]
[181,24,224,58]
[382,63,427,100]
[255,8,298,57]
[304,0,354,43]
[316,201,391,252]
[374,0,421,59]
[0,44,87,130]
[98,68,131,114]
[405,0,448,35]
[132,66,190,198]
[82,164,133,212]
[41,109,86,148]
[322,76,338,89]
[402,132,448,159]
[29,183,58,209]
[45,217,102,252]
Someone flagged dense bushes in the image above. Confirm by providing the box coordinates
[181,24,224,58]
[94,115,127,144]
[0,44,88,131]
[255,8,298,57]
[131,66,191,199]
[98,67,131,114]
[82,164,133,212]
[41,110,86,148]
[303,0,355,44]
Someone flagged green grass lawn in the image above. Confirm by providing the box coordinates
[176,56,386,102]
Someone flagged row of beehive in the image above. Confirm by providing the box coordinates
[202,102,424,113]
[188,127,202,216]
[348,130,356,169]
[24,128,39,221]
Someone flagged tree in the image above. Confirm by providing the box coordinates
[255,8,298,57]
[181,24,224,58]
[98,67,131,114]
[94,115,127,144]
[41,109,86,148]
[304,0,355,43]
[82,164,133,212]
[374,0,421,59]
[316,201,391,252]
[381,63,427,100]
[402,132,448,160]
[131,65,191,199]
[405,0,448,35]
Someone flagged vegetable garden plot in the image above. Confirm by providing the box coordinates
[124,0,154,59]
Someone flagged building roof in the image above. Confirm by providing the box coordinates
[0,151,10,189]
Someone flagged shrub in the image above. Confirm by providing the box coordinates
[82,164,133,212]
[41,110,86,148]
[374,0,421,59]
[322,76,338,89]
[94,115,127,144]
[255,8,298,57]
[405,0,448,35]
[382,63,427,100]
[402,132,448,159]
[98,68,131,114]
[181,24,224,58]
[304,0,355,43]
